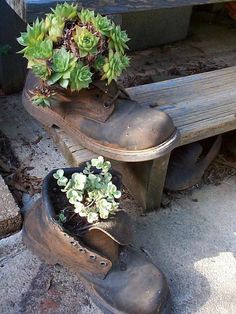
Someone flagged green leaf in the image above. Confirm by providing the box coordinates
[57,177,68,186]
[87,212,99,223]
[70,63,92,92]
[104,172,112,183]
[109,25,129,54]
[74,202,85,214]
[72,173,87,189]
[48,48,77,87]
[59,212,67,223]
[47,15,65,42]
[48,72,63,85]
[17,19,46,48]
[74,27,99,56]
[93,55,105,72]
[51,48,76,73]
[31,91,52,107]
[93,14,112,35]
[99,207,109,219]
[55,156,121,224]
[31,60,50,80]
[113,190,121,199]
[56,169,64,178]
[102,50,129,84]
[102,161,111,173]
[51,3,78,20]
[79,8,95,24]
[59,78,69,88]
[24,39,53,60]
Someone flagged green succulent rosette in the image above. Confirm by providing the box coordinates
[47,15,65,42]
[109,25,129,54]
[74,27,99,57]
[93,14,113,36]
[78,8,95,24]
[102,50,130,84]
[48,47,77,88]
[51,2,78,20]
[17,19,46,47]
[17,3,130,106]
[70,62,93,91]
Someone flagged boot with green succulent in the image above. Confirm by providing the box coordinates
[19,3,179,162]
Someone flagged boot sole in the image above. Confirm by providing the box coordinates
[22,89,180,162]
[90,287,172,314]
[23,219,172,314]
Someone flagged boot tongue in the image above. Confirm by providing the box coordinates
[54,80,131,123]
[88,210,133,246]
[53,85,115,123]
[82,210,132,263]
[92,80,130,100]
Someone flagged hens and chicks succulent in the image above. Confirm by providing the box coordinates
[18,3,130,106]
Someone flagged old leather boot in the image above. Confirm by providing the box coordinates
[165,135,222,191]
[224,130,236,157]
[22,71,179,162]
[23,168,170,314]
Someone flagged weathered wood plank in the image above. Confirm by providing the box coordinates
[20,0,233,21]
[5,0,25,20]
[114,155,171,211]
[127,66,236,146]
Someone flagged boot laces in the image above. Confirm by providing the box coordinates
[104,90,121,108]
[93,82,130,108]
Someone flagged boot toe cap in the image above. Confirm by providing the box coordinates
[120,108,176,150]
[91,248,170,314]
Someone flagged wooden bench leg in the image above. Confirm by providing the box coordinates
[113,153,170,212]
[46,126,171,211]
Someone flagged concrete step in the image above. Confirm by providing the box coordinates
[0,175,22,238]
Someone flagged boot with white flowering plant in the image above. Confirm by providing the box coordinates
[23,156,170,313]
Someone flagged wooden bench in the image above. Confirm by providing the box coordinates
[8,0,233,22]
[7,0,236,210]
[47,66,236,211]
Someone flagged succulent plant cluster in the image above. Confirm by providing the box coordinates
[53,156,121,224]
[17,3,130,106]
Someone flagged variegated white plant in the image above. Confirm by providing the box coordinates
[53,156,121,224]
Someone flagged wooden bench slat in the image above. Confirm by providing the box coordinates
[23,0,231,21]
[128,66,236,145]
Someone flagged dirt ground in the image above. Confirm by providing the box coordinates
[0,12,236,314]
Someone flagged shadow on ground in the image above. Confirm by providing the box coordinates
[123,178,236,314]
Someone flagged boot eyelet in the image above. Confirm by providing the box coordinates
[104,102,110,108]
[90,255,96,261]
[100,261,107,267]
[79,248,86,253]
